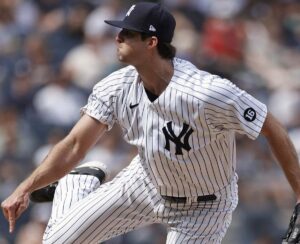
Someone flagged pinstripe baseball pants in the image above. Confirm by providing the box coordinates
[43,156,238,244]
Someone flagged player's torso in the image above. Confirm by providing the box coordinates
[114,59,235,197]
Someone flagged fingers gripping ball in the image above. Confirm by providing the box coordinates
[283,203,300,244]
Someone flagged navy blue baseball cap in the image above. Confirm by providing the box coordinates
[104,2,176,43]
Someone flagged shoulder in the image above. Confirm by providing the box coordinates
[171,58,217,93]
[172,58,244,101]
[173,58,223,91]
[173,58,210,81]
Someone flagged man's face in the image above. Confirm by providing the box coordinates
[115,29,149,65]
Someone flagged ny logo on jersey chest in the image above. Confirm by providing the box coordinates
[162,121,194,155]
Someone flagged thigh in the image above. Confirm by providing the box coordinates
[166,204,233,244]
[43,159,160,244]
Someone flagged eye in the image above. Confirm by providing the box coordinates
[121,29,136,38]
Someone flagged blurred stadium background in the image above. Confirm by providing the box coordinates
[0,0,300,243]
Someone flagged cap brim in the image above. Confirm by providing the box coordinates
[104,20,146,33]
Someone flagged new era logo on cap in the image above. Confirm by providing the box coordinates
[149,25,156,32]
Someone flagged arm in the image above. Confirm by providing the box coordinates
[261,112,300,202]
[1,114,107,232]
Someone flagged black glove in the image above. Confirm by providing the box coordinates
[283,203,300,244]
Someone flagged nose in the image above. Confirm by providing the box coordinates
[116,31,124,43]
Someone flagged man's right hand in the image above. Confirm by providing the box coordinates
[1,189,30,233]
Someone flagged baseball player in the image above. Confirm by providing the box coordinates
[2,2,300,243]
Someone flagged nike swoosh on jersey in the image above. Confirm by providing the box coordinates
[129,103,139,109]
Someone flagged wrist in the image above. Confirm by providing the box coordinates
[18,180,34,194]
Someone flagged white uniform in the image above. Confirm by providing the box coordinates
[43,58,267,243]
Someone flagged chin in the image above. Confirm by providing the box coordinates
[118,55,130,64]
[118,55,125,63]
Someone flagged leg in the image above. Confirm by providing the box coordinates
[43,161,108,239]
[43,157,160,244]
[45,174,101,227]
[166,206,233,244]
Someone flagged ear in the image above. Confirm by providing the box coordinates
[147,36,158,50]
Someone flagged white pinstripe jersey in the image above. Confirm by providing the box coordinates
[82,58,267,198]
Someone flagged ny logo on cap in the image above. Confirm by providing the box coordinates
[126,5,135,16]
[149,25,156,32]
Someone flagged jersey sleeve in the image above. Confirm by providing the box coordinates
[81,80,117,131]
[204,77,267,140]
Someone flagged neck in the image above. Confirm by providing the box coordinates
[135,57,174,96]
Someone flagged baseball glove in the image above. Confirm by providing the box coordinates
[282,203,300,243]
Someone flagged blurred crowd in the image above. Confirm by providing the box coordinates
[0,0,300,243]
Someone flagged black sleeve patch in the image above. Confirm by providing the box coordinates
[243,107,256,122]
